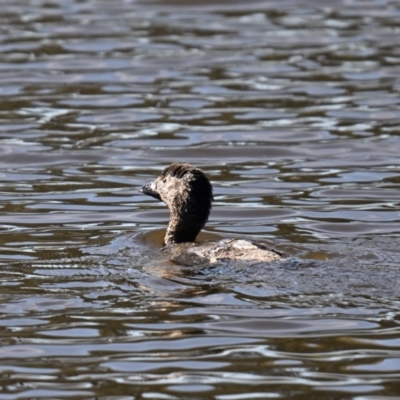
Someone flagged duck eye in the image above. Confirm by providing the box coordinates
[162,178,166,183]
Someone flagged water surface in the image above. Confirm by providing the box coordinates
[0,0,400,399]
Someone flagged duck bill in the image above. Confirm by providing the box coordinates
[138,180,161,201]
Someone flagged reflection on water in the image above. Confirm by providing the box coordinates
[0,0,400,398]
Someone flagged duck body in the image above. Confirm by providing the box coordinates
[163,238,282,266]
[139,163,283,266]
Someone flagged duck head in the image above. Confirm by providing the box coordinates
[139,163,213,245]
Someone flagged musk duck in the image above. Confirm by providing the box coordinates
[139,163,282,266]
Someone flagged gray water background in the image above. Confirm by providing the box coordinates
[0,0,400,399]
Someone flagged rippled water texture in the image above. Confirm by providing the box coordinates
[0,0,400,398]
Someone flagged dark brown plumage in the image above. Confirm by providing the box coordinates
[139,163,213,244]
[139,163,282,265]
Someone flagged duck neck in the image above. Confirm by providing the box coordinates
[162,178,212,245]
[164,210,202,245]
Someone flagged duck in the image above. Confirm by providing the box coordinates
[139,163,282,266]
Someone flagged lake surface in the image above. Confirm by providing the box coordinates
[0,0,400,398]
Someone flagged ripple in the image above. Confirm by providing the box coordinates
[1,0,400,398]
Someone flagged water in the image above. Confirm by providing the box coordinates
[0,0,400,398]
